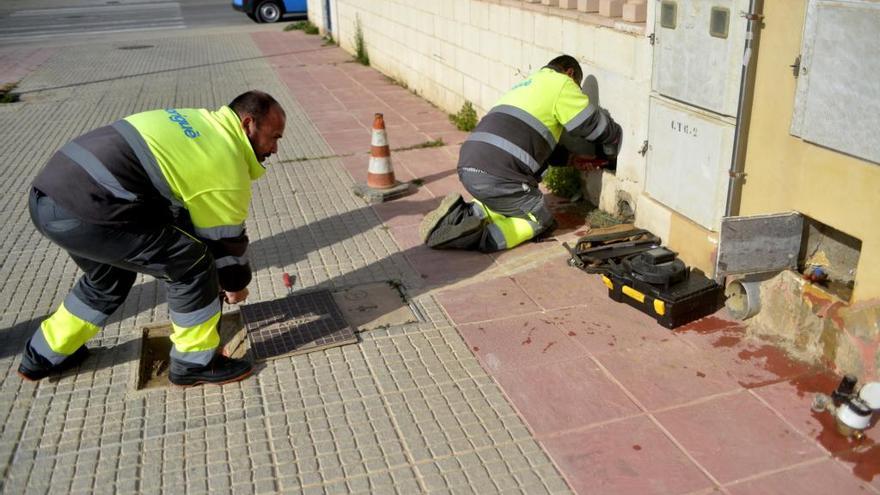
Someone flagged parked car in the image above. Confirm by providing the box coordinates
[232,0,307,23]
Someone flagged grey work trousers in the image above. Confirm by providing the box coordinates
[443,168,555,251]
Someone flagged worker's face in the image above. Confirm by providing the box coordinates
[243,106,286,163]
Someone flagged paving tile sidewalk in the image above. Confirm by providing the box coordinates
[255,30,880,494]
[0,25,876,495]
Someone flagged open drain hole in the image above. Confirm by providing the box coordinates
[118,44,154,50]
[133,312,247,391]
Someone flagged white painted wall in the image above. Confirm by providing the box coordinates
[308,0,653,217]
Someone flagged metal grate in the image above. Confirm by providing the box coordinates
[241,291,357,361]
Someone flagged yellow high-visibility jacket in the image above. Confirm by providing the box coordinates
[458,67,619,186]
[32,105,263,291]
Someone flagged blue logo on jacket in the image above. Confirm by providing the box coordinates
[165,108,200,139]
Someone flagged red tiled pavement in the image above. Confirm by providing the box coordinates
[458,314,587,373]
[436,276,539,324]
[654,392,825,484]
[542,416,714,495]
[725,459,875,494]
[548,303,676,355]
[512,255,608,310]
[495,358,640,436]
[596,338,742,411]
[0,47,57,86]
[251,30,879,494]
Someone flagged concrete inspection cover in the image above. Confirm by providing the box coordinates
[241,291,357,361]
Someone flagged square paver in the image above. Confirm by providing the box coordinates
[511,257,607,310]
[595,338,742,411]
[546,302,674,355]
[725,458,875,494]
[750,372,880,459]
[541,415,713,495]
[654,392,825,483]
[436,277,540,325]
[458,314,587,373]
[495,358,640,436]
[390,225,495,286]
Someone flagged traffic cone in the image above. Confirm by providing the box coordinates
[353,113,414,203]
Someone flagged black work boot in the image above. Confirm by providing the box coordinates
[427,215,484,248]
[168,354,253,386]
[419,193,463,242]
[18,344,90,382]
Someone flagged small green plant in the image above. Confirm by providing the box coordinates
[0,83,20,104]
[284,20,308,31]
[543,166,583,199]
[393,138,444,152]
[354,15,369,65]
[322,33,336,45]
[284,20,319,34]
[450,101,478,132]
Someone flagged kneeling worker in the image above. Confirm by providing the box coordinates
[18,91,285,386]
[420,55,621,251]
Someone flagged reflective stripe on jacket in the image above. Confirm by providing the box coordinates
[458,67,616,186]
[32,105,262,292]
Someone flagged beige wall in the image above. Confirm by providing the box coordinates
[740,1,880,302]
[309,0,653,219]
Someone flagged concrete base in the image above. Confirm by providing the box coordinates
[352,181,415,203]
[747,270,880,380]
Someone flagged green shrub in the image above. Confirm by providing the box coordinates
[543,166,582,199]
[354,15,369,65]
[450,101,478,131]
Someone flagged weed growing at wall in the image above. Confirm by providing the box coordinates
[354,15,370,66]
[450,101,477,131]
[285,20,319,34]
[0,83,20,104]
[543,166,583,199]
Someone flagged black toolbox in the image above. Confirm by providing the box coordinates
[601,264,724,329]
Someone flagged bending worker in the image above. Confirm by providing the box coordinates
[18,90,285,386]
[420,55,622,251]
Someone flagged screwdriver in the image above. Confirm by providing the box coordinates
[282,272,294,295]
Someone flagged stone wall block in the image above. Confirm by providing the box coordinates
[599,0,625,17]
[578,0,601,12]
[622,0,647,23]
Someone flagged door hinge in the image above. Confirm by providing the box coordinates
[790,55,801,78]
[648,33,655,45]
[638,140,649,156]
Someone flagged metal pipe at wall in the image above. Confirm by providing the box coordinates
[724,0,764,218]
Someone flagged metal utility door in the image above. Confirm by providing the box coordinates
[645,96,736,230]
[652,0,749,117]
[715,212,803,277]
[790,0,880,165]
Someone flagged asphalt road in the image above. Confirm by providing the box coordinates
[0,0,286,47]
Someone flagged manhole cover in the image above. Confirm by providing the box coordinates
[331,281,418,331]
[241,290,357,361]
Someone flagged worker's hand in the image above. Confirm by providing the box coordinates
[223,288,249,304]
[569,154,607,171]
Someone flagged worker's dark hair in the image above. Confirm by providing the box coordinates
[545,55,583,86]
[229,90,285,123]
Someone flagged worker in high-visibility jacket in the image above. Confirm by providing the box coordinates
[420,55,622,251]
[18,90,285,386]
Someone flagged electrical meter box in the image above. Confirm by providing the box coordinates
[652,0,749,117]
